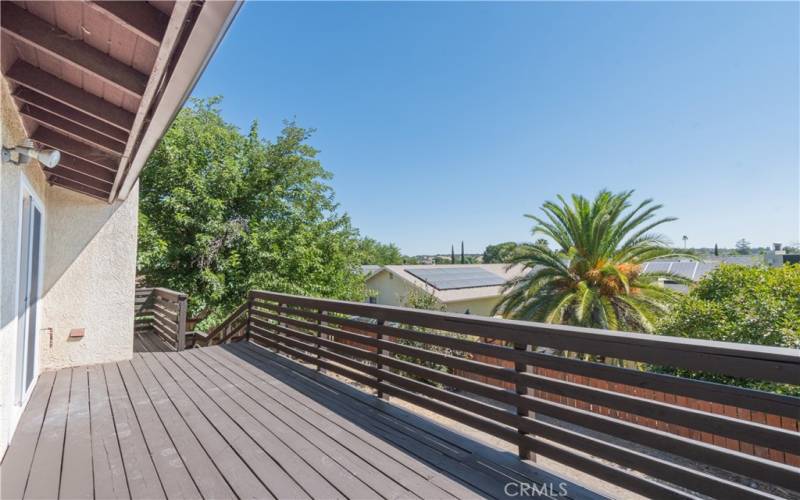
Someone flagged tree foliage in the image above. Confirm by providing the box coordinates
[138,97,366,327]
[482,242,533,263]
[735,238,752,255]
[656,264,800,394]
[357,237,404,265]
[493,190,693,332]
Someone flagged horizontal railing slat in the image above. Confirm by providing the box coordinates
[254,301,799,419]
[251,307,800,450]
[251,291,800,384]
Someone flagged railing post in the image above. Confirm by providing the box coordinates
[376,319,386,399]
[275,302,284,353]
[314,308,322,371]
[514,341,534,461]
[176,294,187,352]
[246,292,253,342]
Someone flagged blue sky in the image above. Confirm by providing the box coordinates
[192,1,799,256]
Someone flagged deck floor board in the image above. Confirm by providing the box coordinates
[138,351,272,499]
[60,366,93,500]
[193,347,427,499]
[24,368,71,499]
[88,363,130,499]
[104,362,166,499]
[0,371,56,500]
[128,355,235,499]
[1,343,602,500]
[134,331,173,353]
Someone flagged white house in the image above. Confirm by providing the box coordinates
[365,264,529,316]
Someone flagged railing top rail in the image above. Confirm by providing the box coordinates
[251,290,800,384]
[204,301,249,344]
[151,287,187,300]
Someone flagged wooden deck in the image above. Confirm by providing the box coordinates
[133,330,174,352]
[1,342,600,500]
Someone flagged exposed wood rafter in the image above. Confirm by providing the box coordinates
[13,87,129,144]
[56,152,118,184]
[1,2,148,97]
[33,128,119,172]
[88,1,169,47]
[6,61,135,131]
[48,175,111,200]
[19,104,126,155]
[49,165,113,191]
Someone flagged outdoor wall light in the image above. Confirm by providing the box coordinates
[2,142,61,169]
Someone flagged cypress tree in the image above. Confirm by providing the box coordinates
[461,241,465,264]
[451,245,455,264]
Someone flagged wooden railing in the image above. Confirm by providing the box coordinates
[202,300,250,347]
[134,287,189,351]
[227,290,799,500]
[456,346,800,466]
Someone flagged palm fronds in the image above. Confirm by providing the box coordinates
[493,190,695,333]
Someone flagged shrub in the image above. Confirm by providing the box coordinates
[655,264,800,395]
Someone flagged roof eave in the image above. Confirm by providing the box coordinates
[112,0,243,202]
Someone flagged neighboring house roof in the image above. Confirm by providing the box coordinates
[360,265,382,278]
[371,264,529,304]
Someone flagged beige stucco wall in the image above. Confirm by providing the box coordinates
[366,270,500,316]
[0,76,138,457]
[443,296,500,316]
[40,182,138,370]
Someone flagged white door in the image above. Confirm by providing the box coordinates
[16,188,43,405]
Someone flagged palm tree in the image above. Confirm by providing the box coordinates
[493,190,694,333]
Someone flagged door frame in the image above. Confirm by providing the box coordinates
[13,174,45,412]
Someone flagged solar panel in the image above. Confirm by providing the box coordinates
[668,262,697,279]
[694,262,720,280]
[643,262,671,274]
[642,261,723,281]
[406,267,506,291]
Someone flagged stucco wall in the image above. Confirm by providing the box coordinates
[443,296,500,316]
[0,75,138,457]
[367,270,416,307]
[40,182,139,370]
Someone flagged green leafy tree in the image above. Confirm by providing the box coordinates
[483,242,533,263]
[493,190,693,332]
[357,238,404,265]
[735,238,751,255]
[138,97,366,328]
[656,264,800,395]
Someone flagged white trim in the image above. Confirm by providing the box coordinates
[12,173,45,416]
